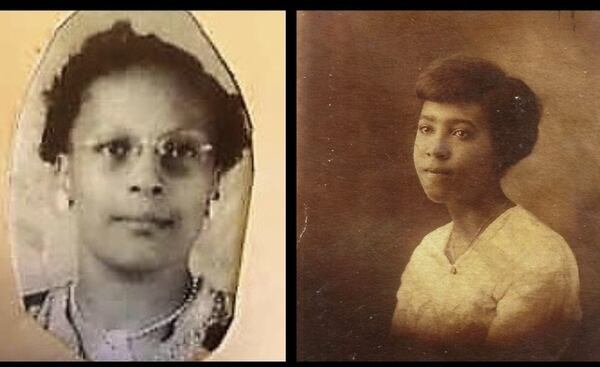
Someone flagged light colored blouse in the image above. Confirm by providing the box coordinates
[390,205,581,360]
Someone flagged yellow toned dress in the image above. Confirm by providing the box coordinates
[390,205,581,360]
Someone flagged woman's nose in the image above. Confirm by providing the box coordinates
[427,138,451,160]
[128,149,165,197]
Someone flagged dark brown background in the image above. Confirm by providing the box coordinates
[297,11,600,361]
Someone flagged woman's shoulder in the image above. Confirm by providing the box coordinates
[501,205,569,248]
[173,276,234,354]
[202,285,234,351]
[496,205,576,272]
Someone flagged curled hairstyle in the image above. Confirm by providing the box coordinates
[39,20,252,173]
[416,55,541,172]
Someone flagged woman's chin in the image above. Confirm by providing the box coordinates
[423,189,451,204]
[106,258,166,274]
[93,251,174,275]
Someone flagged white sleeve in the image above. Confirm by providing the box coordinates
[389,253,421,337]
[486,268,581,360]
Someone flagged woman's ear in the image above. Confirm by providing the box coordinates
[55,154,73,209]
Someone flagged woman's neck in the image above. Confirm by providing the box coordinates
[75,250,191,331]
[446,187,513,241]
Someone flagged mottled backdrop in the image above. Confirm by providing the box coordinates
[297,11,600,361]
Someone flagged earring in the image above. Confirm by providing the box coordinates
[204,198,211,218]
[55,191,73,212]
[212,169,221,201]
[202,200,211,232]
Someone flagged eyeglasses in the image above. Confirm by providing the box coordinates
[75,129,215,176]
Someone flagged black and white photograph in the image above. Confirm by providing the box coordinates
[8,11,254,361]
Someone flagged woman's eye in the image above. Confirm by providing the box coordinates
[161,141,199,159]
[418,125,433,134]
[96,140,131,159]
[452,129,469,139]
[158,140,213,176]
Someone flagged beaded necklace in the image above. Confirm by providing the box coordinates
[68,277,201,360]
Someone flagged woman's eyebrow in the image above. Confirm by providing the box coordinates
[94,134,130,143]
[419,114,436,122]
[159,127,210,140]
[163,127,201,134]
[76,133,130,147]
[447,118,477,129]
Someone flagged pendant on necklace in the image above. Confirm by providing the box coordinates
[450,265,457,275]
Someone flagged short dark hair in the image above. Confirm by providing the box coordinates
[415,55,541,172]
[39,20,251,173]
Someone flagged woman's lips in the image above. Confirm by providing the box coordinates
[424,167,452,175]
[112,214,175,230]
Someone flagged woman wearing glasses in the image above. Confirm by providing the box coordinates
[20,17,251,361]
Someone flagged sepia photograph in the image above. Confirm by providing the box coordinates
[297,10,600,361]
[0,10,285,361]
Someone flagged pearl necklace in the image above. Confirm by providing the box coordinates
[68,277,201,360]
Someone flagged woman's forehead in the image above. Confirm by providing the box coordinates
[72,67,215,140]
[419,100,488,128]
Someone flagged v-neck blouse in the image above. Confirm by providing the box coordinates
[390,205,581,360]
